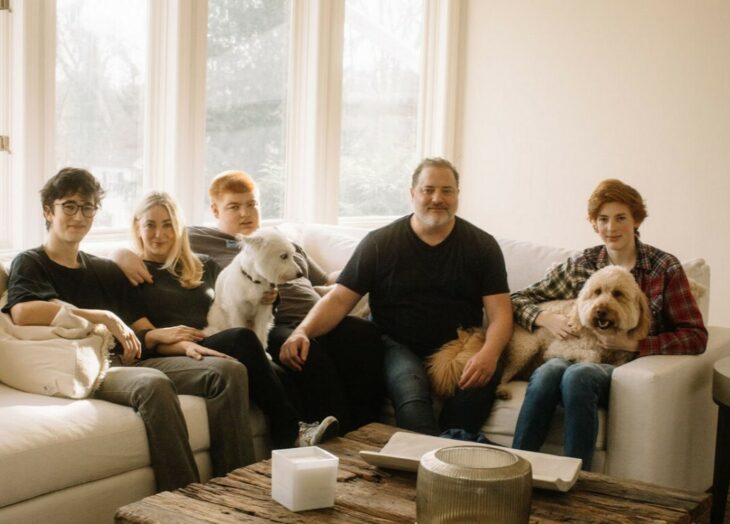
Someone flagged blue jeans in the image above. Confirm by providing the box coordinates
[382,335,501,436]
[512,358,613,470]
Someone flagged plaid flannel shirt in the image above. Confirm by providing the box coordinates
[511,239,707,357]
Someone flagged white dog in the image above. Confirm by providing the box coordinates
[496,265,651,398]
[205,228,302,347]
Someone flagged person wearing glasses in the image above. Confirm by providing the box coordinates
[2,167,257,492]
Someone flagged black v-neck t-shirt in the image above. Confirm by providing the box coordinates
[338,215,509,356]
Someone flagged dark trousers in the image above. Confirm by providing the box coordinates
[201,328,299,448]
[98,354,255,492]
[267,316,385,433]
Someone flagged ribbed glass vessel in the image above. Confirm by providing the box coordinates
[417,446,532,524]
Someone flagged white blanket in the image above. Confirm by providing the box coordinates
[0,295,112,399]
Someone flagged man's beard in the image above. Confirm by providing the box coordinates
[414,208,454,227]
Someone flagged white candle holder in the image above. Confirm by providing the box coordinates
[271,446,339,512]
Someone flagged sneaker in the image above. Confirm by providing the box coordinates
[296,416,340,447]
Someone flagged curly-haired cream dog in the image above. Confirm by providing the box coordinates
[426,265,651,399]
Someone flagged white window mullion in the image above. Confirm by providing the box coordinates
[10,0,55,250]
[144,0,171,197]
[0,3,11,252]
[145,0,208,225]
[170,0,208,224]
[285,0,344,225]
[419,0,463,162]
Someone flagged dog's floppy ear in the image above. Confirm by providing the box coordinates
[628,291,652,341]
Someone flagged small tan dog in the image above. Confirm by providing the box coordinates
[426,327,486,398]
[426,265,652,399]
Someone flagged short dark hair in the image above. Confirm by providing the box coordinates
[40,167,105,229]
[411,157,460,188]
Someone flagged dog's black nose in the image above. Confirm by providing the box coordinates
[596,309,608,320]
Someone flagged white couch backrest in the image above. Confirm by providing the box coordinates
[280,223,711,322]
[278,223,369,275]
[497,238,577,294]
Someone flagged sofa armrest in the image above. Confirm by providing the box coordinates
[606,325,730,491]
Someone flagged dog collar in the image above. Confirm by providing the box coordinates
[240,268,276,289]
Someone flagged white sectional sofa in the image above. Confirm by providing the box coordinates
[1,222,728,523]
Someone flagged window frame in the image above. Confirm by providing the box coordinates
[7,0,462,257]
[0,3,11,252]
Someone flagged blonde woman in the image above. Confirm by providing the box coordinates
[130,192,338,448]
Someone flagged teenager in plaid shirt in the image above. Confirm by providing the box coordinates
[511,179,707,470]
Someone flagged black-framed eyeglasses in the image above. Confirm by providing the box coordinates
[55,201,99,218]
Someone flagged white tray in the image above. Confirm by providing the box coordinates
[359,432,581,492]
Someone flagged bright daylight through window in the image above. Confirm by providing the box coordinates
[339,0,423,217]
[56,0,147,231]
[206,0,291,220]
[0,4,10,248]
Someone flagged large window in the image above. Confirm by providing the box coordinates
[9,1,456,252]
[56,0,147,230]
[206,0,290,219]
[339,0,423,217]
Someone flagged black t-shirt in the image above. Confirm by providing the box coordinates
[2,247,143,326]
[137,255,220,330]
[337,215,509,356]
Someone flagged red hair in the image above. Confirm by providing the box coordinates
[208,170,257,203]
[587,179,647,223]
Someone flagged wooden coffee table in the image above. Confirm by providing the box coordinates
[116,423,710,523]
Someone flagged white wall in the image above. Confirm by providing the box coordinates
[456,1,730,326]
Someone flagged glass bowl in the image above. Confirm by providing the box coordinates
[417,445,532,523]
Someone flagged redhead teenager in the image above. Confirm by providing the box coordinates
[130,191,338,447]
[510,179,707,469]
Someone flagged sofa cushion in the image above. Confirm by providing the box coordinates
[682,258,710,320]
[497,238,577,294]
[0,305,111,399]
[0,384,209,508]
[289,224,369,274]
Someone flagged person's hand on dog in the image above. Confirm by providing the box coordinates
[459,350,498,390]
[110,248,153,286]
[595,331,639,352]
[280,331,310,371]
[260,289,278,305]
[536,312,578,340]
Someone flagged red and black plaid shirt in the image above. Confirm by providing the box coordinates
[511,239,707,357]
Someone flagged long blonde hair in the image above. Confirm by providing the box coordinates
[132,191,203,289]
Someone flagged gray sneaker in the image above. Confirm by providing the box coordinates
[297,416,340,447]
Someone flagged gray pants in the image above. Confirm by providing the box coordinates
[94,356,255,492]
